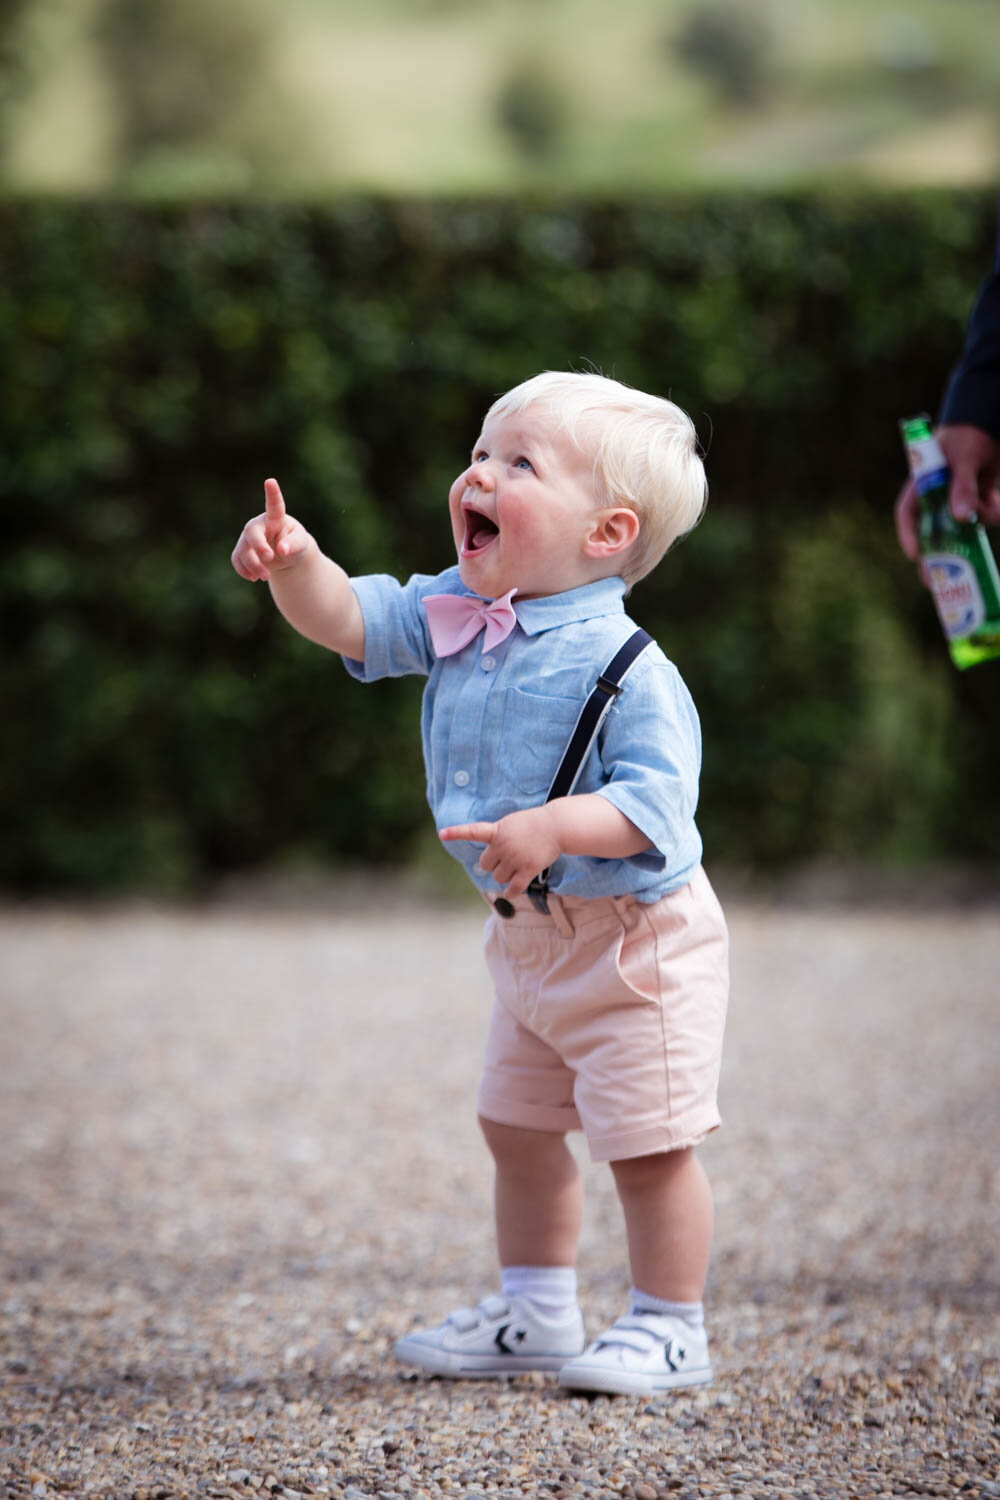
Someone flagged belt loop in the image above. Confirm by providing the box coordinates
[609,894,635,938]
[548,896,575,938]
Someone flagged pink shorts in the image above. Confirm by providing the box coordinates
[478,867,729,1162]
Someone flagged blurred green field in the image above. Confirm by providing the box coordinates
[5,0,1000,194]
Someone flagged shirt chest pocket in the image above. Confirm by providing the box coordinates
[499,687,585,798]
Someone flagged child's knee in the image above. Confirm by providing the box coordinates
[479,1114,527,1159]
[478,1114,568,1167]
[611,1145,694,1190]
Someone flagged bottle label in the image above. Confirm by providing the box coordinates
[914,464,950,496]
[924,553,986,638]
[906,434,950,495]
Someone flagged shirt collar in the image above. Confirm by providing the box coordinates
[513,576,628,635]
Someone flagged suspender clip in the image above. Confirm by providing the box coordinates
[526,877,551,915]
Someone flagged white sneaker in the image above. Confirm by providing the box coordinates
[558,1311,713,1396]
[394,1293,586,1379]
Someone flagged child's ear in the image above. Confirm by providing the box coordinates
[584,506,640,561]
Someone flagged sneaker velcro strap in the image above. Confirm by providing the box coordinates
[446,1294,511,1332]
[617,1313,671,1334]
[593,1315,668,1353]
[447,1306,484,1332]
[477,1294,512,1320]
[594,1328,658,1353]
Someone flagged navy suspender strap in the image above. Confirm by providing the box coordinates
[542,628,654,802]
[525,627,654,914]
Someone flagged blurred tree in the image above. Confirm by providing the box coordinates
[669,0,773,108]
[94,0,269,182]
[496,58,568,161]
[3,195,997,894]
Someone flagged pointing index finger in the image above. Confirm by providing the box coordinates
[439,823,496,844]
[264,477,286,524]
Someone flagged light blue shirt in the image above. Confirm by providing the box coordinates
[343,567,704,903]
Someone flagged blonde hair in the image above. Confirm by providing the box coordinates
[485,371,707,587]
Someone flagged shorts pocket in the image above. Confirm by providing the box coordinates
[613,906,663,1008]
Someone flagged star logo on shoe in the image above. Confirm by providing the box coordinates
[664,1339,687,1372]
[494,1324,527,1355]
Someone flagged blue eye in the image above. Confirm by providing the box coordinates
[473,451,488,463]
[515,456,534,471]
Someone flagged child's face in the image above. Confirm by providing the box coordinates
[448,403,610,600]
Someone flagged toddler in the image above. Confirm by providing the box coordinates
[231,371,729,1396]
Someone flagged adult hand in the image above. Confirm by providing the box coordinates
[895,424,1000,562]
[231,478,314,582]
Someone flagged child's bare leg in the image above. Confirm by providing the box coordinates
[392,1117,586,1375]
[556,1147,714,1392]
[478,1116,583,1266]
[610,1146,713,1302]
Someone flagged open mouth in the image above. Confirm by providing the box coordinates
[462,507,500,555]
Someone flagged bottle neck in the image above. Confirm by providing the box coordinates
[905,430,949,495]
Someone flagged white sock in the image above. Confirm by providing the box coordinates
[501,1265,579,1320]
[630,1287,705,1329]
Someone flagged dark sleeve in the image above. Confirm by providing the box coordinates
[939,213,1000,441]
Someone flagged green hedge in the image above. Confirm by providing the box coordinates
[2,194,998,894]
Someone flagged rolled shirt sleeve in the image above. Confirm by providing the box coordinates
[341,572,439,682]
[592,652,703,871]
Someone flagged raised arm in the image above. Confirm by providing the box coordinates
[231,478,366,660]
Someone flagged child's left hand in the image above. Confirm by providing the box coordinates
[440,808,563,897]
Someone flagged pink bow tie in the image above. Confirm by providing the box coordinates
[423,588,519,657]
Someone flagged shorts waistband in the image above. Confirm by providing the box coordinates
[482,890,636,938]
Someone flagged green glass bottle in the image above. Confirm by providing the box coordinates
[899,413,1000,669]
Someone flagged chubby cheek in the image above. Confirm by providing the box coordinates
[447,479,465,547]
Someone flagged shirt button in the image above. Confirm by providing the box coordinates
[454,770,470,787]
[481,655,496,672]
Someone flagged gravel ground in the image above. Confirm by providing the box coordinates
[1,890,998,1500]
